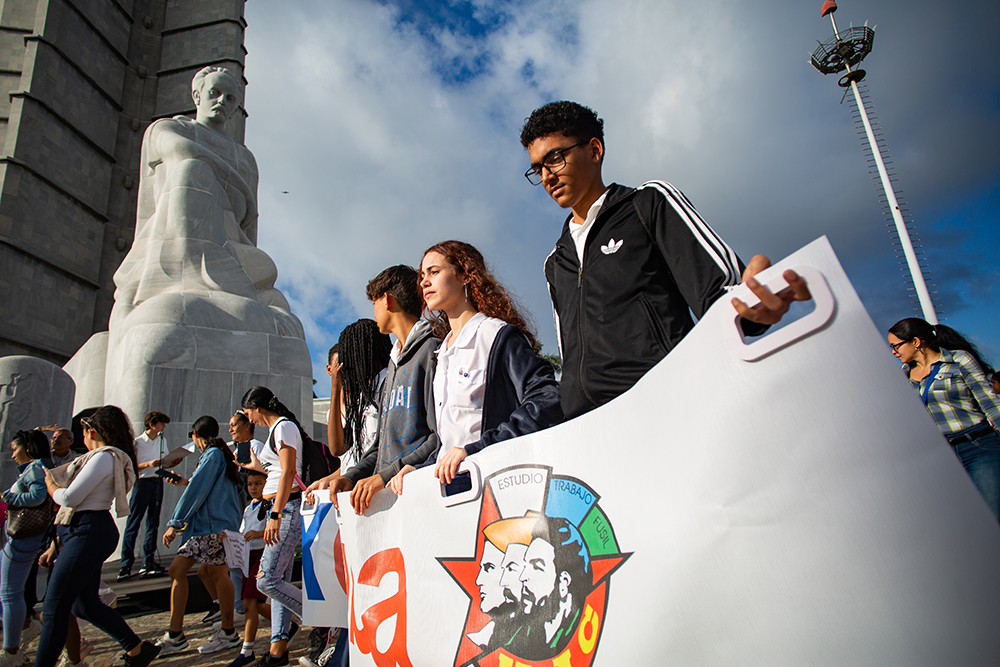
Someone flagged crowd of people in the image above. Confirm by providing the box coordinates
[2,100,997,667]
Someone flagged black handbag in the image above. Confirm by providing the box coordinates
[6,498,55,539]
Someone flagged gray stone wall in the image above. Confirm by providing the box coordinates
[0,0,250,363]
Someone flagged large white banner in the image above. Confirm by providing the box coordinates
[337,238,1000,667]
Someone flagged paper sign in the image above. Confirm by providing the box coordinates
[222,530,249,576]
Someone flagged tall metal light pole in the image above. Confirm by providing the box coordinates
[810,0,940,324]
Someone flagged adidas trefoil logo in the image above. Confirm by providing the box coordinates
[601,238,624,255]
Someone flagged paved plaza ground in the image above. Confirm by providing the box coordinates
[70,608,312,667]
[22,562,315,667]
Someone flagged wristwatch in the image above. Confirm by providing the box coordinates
[269,511,281,521]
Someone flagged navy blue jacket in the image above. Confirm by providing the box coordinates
[463,324,563,455]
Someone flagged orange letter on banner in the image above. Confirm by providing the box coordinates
[349,548,413,667]
[577,603,600,654]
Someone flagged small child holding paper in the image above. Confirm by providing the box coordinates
[222,469,272,667]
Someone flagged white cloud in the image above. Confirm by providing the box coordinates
[244,0,1000,388]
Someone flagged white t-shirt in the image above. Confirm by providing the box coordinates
[433,313,505,460]
[134,431,166,479]
[52,451,116,511]
[258,419,302,496]
[569,189,609,265]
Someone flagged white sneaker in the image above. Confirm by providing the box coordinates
[0,651,26,667]
[19,619,41,649]
[198,628,242,654]
[55,637,94,667]
[154,631,189,654]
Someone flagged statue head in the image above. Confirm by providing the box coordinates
[191,66,242,129]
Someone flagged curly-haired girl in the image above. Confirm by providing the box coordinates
[389,240,563,492]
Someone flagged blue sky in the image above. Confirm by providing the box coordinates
[241,0,1000,395]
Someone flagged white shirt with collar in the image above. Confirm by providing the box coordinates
[569,189,609,265]
[433,312,506,461]
[134,431,166,479]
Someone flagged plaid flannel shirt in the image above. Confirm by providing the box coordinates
[912,349,1000,436]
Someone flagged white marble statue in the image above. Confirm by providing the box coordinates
[112,66,298,329]
[91,66,311,435]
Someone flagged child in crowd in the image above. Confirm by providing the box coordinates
[224,470,272,667]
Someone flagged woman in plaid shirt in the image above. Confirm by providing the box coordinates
[888,318,1000,522]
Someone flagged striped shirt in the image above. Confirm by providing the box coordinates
[911,349,1000,436]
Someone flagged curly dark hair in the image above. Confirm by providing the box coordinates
[366,265,422,318]
[86,405,138,473]
[421,240,537,349]
[144,410,170,430]
[520,100,604,149]
[338,319,391,463]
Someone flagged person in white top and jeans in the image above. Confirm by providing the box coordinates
[241,387,305,667]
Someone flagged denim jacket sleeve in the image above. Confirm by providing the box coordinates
[2,460,48,508]
[167,448,224,529]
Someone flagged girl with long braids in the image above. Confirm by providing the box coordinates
[156,415,242,655]
[389,240,563,492]
[240,387,306,667]
[334,320,391,473]
[38,405,160,667]
[308,322,390,495]
[888,317,1000,521]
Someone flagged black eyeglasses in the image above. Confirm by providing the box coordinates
[889,339,910,352]
[524,140,589,186]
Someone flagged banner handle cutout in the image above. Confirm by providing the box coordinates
[725,265,835,362]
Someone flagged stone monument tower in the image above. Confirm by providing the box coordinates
[0,0,254,365]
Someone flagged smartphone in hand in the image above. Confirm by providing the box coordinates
[155,468,183,484]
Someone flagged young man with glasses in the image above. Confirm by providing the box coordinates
[520,101,811,420]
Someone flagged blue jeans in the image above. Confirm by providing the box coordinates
[119,477,163,569]
[0,533,45,649]
[256,497,302,645]
[35,511,141,667]
[952,425,1000,523]
[230,567,245,614]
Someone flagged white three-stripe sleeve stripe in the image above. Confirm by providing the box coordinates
[641,181,741,287]
[544,247,565,359]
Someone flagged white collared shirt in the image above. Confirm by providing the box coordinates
[433,312,506,460]
[569,189,609,265]
[134,431,166,479]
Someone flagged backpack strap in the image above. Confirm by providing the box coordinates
[267,417,289,454]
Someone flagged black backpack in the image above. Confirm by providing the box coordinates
[267,418,339,487]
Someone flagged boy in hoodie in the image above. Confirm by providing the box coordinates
[327,265,441,515]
